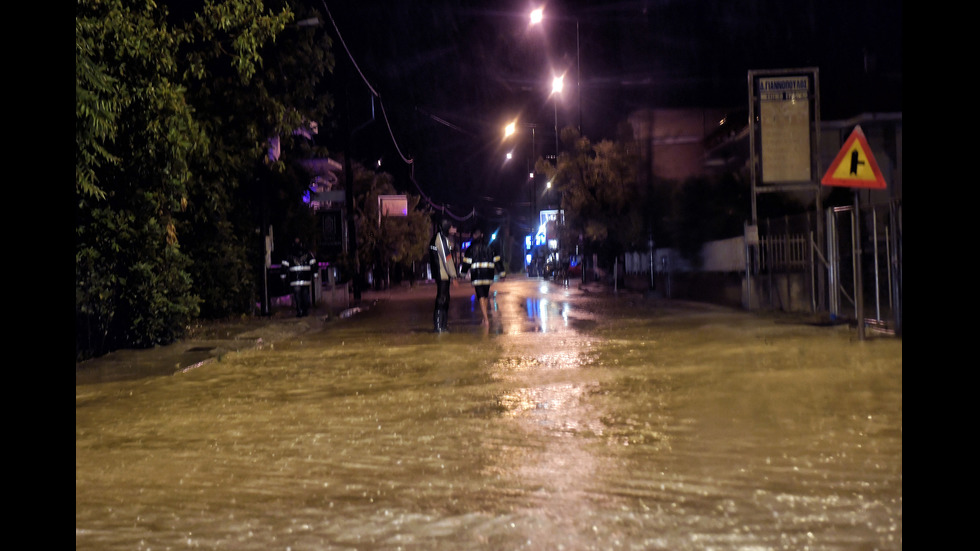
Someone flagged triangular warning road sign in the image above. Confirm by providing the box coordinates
[821,125,887,189]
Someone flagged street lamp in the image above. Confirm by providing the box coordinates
[530,6,581,135]
[530,7,543,25]
[504,119,543,273]
[503,119,539,217]
[551,74,564,159]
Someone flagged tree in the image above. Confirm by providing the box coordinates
[523,123,806,280]
[77,0,206,359]
[664,169,804,267]
[344,162,430,288]
[540,126,648,275]
[76,0,332,360]
[172,0,334,318]
[670,175,735,267]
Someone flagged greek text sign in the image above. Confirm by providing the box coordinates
[759,76,811,183]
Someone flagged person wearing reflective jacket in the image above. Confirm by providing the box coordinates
[428,217,458,332]
[282,237,317,317]
[460,226,505,326]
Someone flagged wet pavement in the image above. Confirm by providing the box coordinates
[76,275,902,550]
[75,278,651,385]
[76,284,381,385]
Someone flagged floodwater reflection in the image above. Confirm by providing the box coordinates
[76,277,901,550]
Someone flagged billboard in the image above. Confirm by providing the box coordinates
[378,195,408,217]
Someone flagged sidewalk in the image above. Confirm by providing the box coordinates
[75,282,432,386]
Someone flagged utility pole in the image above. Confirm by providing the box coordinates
[576,19,581,135]
[342,79,361,301]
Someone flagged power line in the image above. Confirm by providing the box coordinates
[322,1,473,221]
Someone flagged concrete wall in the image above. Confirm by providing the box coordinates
[620,236,814,313]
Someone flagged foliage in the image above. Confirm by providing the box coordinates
[664,169,804,266]
[345,162,431,286]
[540,127,648,269]
[76,0,335,360]
[664,172,748,267]
[76,13,121,202]
[76,0,204,359]
[173,0,334,319]
[537,124,796,273]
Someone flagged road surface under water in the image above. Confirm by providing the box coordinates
[76,277,902,550]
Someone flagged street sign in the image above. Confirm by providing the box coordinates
[821,125,887,189]
[378,194,408,227]
[379,195,408,217]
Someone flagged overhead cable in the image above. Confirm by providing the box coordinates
[321,1,473,221]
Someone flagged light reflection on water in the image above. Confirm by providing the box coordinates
[76,278,901,550]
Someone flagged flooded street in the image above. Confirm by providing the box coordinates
[76,277,902,550]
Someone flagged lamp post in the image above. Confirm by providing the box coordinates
[551,74,563,159]
[505,120,545,274]
[504,119,540,225]
[530,7,581,135]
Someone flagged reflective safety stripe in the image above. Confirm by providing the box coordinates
[433,234,455,279]
[289,265,312,272]
[471,278,494,286]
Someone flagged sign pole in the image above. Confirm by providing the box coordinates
[822,124,886,340]
[852,190,865,341]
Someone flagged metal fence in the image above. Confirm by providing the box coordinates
[754,198,902,336]
[626,198,902,337]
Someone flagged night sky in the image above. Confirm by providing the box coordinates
[314,0,902,220]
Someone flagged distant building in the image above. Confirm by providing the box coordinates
[629,107,732,182]
[298,157,346,260]
[632,107,902,207]
[298,157,345,210]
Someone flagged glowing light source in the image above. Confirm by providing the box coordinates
[552,75,564,95]
[530,7,543,25]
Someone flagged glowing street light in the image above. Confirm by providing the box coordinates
[551,74,565,158]
[530,6,581,135]
[503,119,540,231]
[530,7,543,25]
[552,75,564,95]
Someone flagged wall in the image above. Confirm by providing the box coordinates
[629,107,730,181]
[622,236,812,312]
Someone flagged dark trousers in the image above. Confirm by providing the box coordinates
[293,283,311,316]
[433,280,451,330]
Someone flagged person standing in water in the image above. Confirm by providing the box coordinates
[428,217,458,332]
[460,226,505,326]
